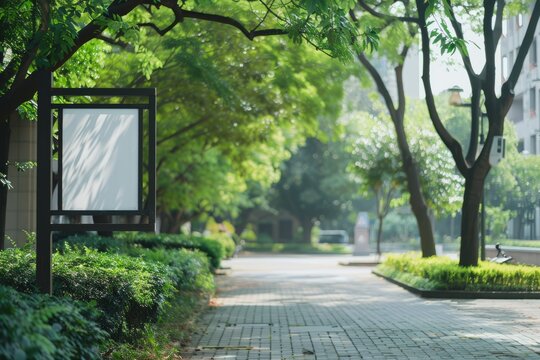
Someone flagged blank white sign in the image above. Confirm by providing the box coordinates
[62,108,139,211]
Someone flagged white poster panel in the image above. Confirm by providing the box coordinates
[62,108,139,211]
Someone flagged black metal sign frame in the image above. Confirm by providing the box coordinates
[36,72,157,294]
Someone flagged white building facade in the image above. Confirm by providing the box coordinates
[501,11,540,238]
[502,12,540,154]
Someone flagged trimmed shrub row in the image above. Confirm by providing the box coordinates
[0,247,174,340]
[378,253,540,291]
[0,285,106,360]
[57,233,229,270]
[0,233,218,358]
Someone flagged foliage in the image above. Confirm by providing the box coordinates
[270,137,358,242]
[123,247,215,294]
[0,285,106,360]
[378,253,540,291]
[108,292,209,360]
[0,246,174,341]
[243,242,351,254]
[117,233,225,270]
[58,233,226,271]
[95,16,355,227]
[0,0,372,98]
[204,232,236,259]
[379,212,419,242]
[347,103,464,217]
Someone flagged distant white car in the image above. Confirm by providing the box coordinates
[318,230,349,244]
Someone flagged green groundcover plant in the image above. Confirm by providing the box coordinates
[377,253,540,292]
[0,285,106,359]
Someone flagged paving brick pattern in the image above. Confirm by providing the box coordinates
[183,256,540,360]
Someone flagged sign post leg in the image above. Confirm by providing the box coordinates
[36,71,53,295]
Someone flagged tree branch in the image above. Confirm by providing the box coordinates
[0,0,288,117]
[416,0,468,175]
[157,115,210,146]
[356,0,420,24]
[492,0,505,49]
[95,34,133,50]
[357,53,396,116]
[395,45,409,119]
[446,0,476,79]
[11,0,50,87]
[483,0,497,99]
[160,0,287,40]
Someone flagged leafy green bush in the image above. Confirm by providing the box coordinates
[0,285,106,359]
[124,248,215,294]
[377,253,540,291]
[58,233,226,270]
[116,233,225,270]
[205,232,236,258]
[0,247,174,340]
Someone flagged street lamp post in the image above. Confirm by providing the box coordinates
[448,86,487,261]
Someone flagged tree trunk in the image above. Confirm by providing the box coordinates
[356,53,436,258]
[0,116,11,250]
[459,171,485,266]
[376,215,384,256]
[300,218,313,244]
[393,116,436,257]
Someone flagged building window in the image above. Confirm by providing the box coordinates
[518,139,525,153]
[531,135,537,155]
[502,56,508,79]
[518,14,523,27]
[530,88,536,117]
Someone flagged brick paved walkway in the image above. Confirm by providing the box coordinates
[183,255,540,360]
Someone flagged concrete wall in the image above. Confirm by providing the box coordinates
[4,118,37,247]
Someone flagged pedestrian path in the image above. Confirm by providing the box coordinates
[183,255,540,359]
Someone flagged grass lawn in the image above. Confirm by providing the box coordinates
[376,253,540,292]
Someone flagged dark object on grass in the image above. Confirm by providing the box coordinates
[490,243,513,264]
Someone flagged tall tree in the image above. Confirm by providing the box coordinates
[415,0,540,265]
[0,0,376,245]
[355,0,540,265]
[350,1,437,257]
[95,16,350,232]
[347,104,463,255]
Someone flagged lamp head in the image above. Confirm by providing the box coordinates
[448,85,464,106]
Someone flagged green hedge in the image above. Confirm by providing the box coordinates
[205,233,236,258]
[58,233,225,270]
[377,253,540,292]
[122,233,225,270]
[0,285,106,359]
[124,247,215,293]
[0,247,174,340]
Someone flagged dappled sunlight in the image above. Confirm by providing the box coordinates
[62,109,139,211]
